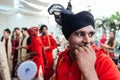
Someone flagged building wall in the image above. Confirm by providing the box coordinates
[0,12,58,38]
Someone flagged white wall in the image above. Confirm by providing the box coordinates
[0,12,59,38]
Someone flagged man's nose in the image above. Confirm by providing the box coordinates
[82,35,91,44]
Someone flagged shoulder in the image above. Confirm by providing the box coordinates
[57,49,69,62]
[95,51,120,79]
[58,49,68,57]
[48,35,54,39]
[96,51,109,64]
[95,49,113,65]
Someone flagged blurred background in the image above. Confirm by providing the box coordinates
[0,0,120,45]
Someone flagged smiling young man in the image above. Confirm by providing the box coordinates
[48,4,120,80]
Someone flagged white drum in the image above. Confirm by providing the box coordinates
[17,60,37,80]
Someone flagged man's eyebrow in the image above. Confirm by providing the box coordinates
[74,31,95,33]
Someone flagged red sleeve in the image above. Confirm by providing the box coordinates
[96,53,120,80]
[49,35,57,51]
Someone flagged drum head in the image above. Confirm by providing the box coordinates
[17,60,37,80]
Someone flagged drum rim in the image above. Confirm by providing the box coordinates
[17,60,37,80]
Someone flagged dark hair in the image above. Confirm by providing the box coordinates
[107,31,115,46]
[14,27,20,31]
[39,25,48,32]
[22,28,28,31]
[4,28,11,34]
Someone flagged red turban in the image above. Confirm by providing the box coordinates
[28,26,38,36]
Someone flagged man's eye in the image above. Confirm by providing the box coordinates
[76,32,83,37]
[89,32,95,37]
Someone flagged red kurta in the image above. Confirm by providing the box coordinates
[27,36,44,78]
[55,45,120,80]
[40,35,57,80]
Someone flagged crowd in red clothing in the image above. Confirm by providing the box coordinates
[1,25,120,80]
[0,25,57,80]
[0,23,120,80]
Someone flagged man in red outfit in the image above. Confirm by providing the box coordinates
[22,26,45,80]
[48,4,120,80]
[40,25,57,80]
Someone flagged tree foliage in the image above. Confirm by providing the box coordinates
[95,11,120,31]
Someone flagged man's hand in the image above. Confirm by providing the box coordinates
[74,45,98,80]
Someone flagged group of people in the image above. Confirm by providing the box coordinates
[0,25,58,80]
[99,30,120,64]
[0,3,120,80]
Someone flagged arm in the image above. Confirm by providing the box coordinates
[102,39,117,50]
[11,39,16,55]
[21,46,28,49]
[106,39,117,49]
[103,40,117,50]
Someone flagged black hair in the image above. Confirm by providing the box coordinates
[39,25,48,32]
[22,28,28,31]
[4,28,11,34]
[14,27,20,31]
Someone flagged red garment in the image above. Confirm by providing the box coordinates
[40,35,57,80]
[11,38,19,55]
[55,45,120,80]
[99,35,106,46]
[27,36,44,78]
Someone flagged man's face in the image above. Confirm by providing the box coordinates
[41,27,48,35]
[68,25,95,50]
[21,29,26,36]
[15,29,20,35]
[3,31,10,38]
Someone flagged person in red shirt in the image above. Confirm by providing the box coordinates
[22,26,45,79]
[48,4,120,80]
[102,31,117,58]
[99,31,107,47]
[40,25,57,80]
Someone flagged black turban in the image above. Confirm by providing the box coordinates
[48,4,95,40]
[61,11,95,39]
